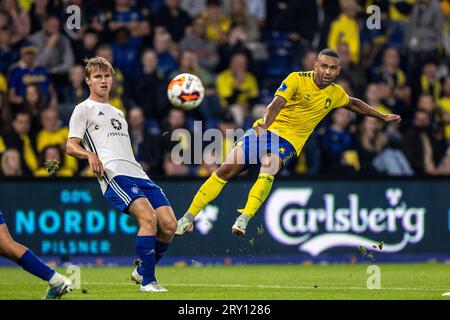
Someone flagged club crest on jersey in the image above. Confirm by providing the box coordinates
[111,118,122,130]
[324,98,332,110]
[278,83,288,92]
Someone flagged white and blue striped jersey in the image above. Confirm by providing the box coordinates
[68,98,148,193]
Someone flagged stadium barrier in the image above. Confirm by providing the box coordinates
[0,178,449,265]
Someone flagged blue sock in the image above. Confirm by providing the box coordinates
[136,236,156,286]
[155,240,170,264]
[17,250,55,282]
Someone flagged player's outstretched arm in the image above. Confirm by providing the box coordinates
[345,97,401,124]
[66,137,104,177]
[255,95,287,135]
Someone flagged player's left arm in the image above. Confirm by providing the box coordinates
[345,97,401,123]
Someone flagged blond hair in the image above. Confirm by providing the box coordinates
[84,56,115,78]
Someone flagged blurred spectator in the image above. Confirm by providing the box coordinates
[0,29,19,75]
[319,108,357,174]
[0,148,23,177]
[389,0,415,24]
[201,0,231,45]
[365,83,392,115]
[327,0,361,64]
[404,0,444,70]
[216,52,259,127]
[228,0,266,25]
[133,49,166,120]
[34,144,74,177]
[228,0,260,42]
[28,0,59,34]
[60,65,89,122]
[153,30,179,80]
[401,109,445,175]
[73,28,99,64]
[181,0,207,17]
[290,131,321,176]
[355,117,387,174]
[217,25,254,72]
[437,76,450,141]
[29,15,75,76]
[377,82,409,121]
[161,108,191,176]
[7,43,57,108]
[266,0,318,46]
[62,65,89,105]
[154,0,192,42]
[0,71,7,93]
[371,46,411,105]
[0,0,30,45]
[128,107,162,174]
[300,50,318,71]
[336,77,354,97]
[22,84,48,135]
[0,91,11,132]
[161,107,191,155]
[36,108,78,175]
[171,50,214,87]
[2,111,38,176]
[106,0,150,43]
[180,16,219,72]
[416,59,443,102]
[336,42,366,98]
[163,151,190,176]
[111,27,141,81]
[217,110,237,162]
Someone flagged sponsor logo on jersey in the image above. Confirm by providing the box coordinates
[98,111,104,116]
[111,118,122,130]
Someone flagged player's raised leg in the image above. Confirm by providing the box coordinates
[0,213,72,299]
[175,146,245,236]
[232,153,283,236]
[128,198,167,292]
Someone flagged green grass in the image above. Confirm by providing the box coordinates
[0,263,449,300]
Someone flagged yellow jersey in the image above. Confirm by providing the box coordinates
[268,71,350,155]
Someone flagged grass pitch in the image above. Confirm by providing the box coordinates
[0,263,449,300]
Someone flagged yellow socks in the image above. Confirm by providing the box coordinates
[187,172,228,217]
[238,173,274,218]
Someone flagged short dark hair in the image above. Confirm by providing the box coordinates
[318,48,340,59]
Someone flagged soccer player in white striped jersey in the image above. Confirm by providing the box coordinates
[66,57,177,293]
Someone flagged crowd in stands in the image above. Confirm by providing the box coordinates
[0,0,449,178]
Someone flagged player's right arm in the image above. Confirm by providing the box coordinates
[66,105,104,177]
[255,72,298,135]
[66,138,104,177]
[254,96,286,135]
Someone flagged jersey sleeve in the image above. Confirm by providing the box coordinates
[68,105,87,139]
[274,72,300,102]
[333,84,351,109]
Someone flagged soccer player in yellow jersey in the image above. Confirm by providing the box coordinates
[176,48,401,236]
